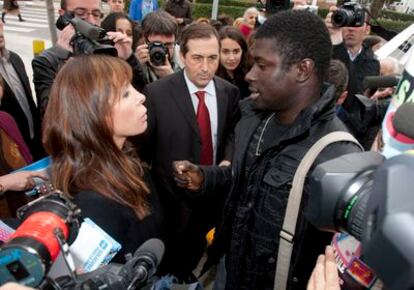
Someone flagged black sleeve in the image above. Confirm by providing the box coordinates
[73,191,128,247]
[125,53,147,92]
[196,164,233,197]
[223,86,241,161]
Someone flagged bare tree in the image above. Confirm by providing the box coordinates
[46,0,57,46]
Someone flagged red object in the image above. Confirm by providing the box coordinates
[195,91,213,165]
[239,24,253,38]
[11,211,68,260]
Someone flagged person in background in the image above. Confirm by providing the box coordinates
[33,0,146,122]
[0,76,47,218]
[42,55,164,263]
[217,26,250,99]
[107,0,125,12]
[101,12,139,51]
[128,0,158,22]
[0,22,43,160]
[164,0,193,41]
[1,0,24,23]
[135,11,180,84]
[217,14,234,26]
[239,7,258,38]
[233,17,244,29]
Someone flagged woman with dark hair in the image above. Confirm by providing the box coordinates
[217,26,250,99]
[101,12,141,51]
[42,55,163,262]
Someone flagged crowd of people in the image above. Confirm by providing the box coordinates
[0,0,403,289]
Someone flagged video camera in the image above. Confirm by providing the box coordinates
[332,2,365,27]
[306,151,414,290]
[148,42,168,67]
[56,12,117,56]
[0,191,164,290]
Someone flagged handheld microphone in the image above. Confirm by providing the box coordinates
[126,238,165,290]
[382,102,414,158]
[363,75,401,89]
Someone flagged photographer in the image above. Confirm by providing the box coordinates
[32,0,146,121]
[135,11,181,85]
[325,6,380,149]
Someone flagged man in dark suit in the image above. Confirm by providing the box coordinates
[0,23,43,160]
[136,23,240,281]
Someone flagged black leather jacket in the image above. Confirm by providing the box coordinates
[201,84,362,290]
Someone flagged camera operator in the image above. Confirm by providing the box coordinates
[32,0,146,121]
[135,11,181,85]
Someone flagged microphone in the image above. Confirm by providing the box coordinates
[70,17,106,41]
[363,75,401,89]
[126,238,165,290]
[382,102,414,158]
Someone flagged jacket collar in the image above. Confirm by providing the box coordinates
[240,83,337,148]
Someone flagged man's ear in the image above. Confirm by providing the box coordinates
[296,58,315,83]
[58,9,65,16]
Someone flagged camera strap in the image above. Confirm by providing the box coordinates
[273,131,363,290]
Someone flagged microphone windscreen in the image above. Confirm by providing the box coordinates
[363,75,400,89]
[393,103,414,140]
[71,17,101,40]
[134,238,165,265]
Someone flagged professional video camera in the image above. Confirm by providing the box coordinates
[148,42,168,67]
[56,12,117,56]
[0,191,164,290]
[305,151,414,290]
[332,2,365,27]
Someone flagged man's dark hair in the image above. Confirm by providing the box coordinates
[180,23,220,56]
[327,59,349,101]
[141,10,177,38]
[254,10,332,82]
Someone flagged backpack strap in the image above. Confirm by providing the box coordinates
[274,131,363,290]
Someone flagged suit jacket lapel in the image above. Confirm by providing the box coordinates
[170,71,200,138]
[215,78,227,152]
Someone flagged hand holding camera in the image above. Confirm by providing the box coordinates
[135,41,173,77]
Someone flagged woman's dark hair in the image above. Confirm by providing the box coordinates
[43,55,149,219]
[101,12,140,50]
[216,26,250,83]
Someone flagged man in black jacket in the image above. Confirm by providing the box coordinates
[32,0,145,121]
[0,23,44,160]
[174,11,362,290]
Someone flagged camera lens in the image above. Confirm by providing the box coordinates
[332,9,354,27]
[150,47,166,66]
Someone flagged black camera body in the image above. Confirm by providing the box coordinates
[332,2,365,27]
[306,151,414,290]
[56,13,117,56]
[148,42,168,67]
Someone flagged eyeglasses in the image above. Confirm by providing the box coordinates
[68,8,103,20]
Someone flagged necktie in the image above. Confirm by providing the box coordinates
[195,91,213,165]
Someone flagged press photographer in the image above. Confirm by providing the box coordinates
[135,11,181,84]
[32,0,146,121]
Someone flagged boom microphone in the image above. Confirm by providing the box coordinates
[382,102,414,158]
[363,75,401,89]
